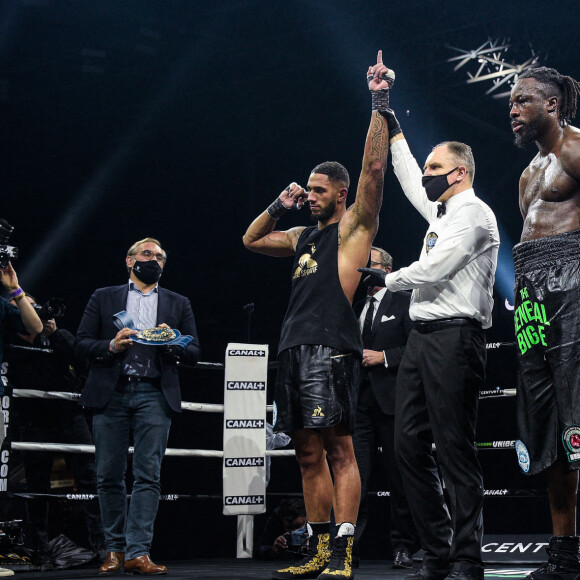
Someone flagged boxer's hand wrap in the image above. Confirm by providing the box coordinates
[368,70,395,113]
[358,267,387,287]
[381,108,402,138]
[267,186,303,219]
[266,197,288,220]
[371,90,390,113]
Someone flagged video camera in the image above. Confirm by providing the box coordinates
[0,220,18,270]
[33,298,67,321]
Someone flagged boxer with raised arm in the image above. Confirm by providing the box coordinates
[243,51,392,580]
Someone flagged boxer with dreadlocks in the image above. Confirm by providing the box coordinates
[510,66,580,580]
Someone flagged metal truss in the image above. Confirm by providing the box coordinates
[447,39,539,99]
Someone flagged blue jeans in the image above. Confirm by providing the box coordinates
[93,379,172,560]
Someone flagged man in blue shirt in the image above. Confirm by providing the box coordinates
[76,237,200,576]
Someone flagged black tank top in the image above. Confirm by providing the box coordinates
[278,222,363,357]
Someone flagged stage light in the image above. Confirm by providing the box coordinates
[447,39,540,99]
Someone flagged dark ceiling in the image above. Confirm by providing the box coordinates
[2,0,578,361]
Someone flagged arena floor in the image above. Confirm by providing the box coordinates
[8,559,536,579]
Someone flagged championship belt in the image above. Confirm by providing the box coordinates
[132,327,180,345]
[113,310,194,348]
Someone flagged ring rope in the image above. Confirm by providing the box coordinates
[7,487,553,502]
[10,441,296,457]
[11,388,515,406]
[12,389,282,412]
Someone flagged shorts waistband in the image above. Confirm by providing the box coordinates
[513,229,580,276]
[414,317,482,333]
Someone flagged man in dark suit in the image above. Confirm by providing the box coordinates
[353,246,418,568]
[76,237,200,576]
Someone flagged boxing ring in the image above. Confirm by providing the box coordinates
[0,340,553,571]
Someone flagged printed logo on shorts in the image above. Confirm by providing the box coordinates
[515,440,530,473]
[425,232,438,254]
[312,405,325,417]
[514,287,550,356]
[562,426,580,466]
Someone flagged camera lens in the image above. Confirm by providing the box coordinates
[0,220,14,245]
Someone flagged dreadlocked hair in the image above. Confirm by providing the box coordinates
[520,66,580,127]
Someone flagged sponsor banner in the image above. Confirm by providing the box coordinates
[223,343,268,516]
[477,441,516,449]
[484,570,536,578]
[224,495,265,506]
[485,342,515,350]
[478,388,516,399]
[226,381,266,391]
[0,367,12,495]
[482,534,550,564]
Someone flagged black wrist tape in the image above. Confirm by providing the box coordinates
[267,197,288,219]
[371,90,390,112]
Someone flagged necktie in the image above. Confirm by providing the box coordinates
[437,203,446,218]
[362,297,376,348]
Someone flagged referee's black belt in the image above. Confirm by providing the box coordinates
[414,317,482,333]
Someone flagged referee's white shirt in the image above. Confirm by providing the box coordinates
[385,139,500,330]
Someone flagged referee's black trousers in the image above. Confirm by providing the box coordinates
[394,322,486,573]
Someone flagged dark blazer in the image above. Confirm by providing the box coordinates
[76,284,200,413]
[355,290,412,415]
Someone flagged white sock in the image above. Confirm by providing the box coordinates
[335,522,355,537]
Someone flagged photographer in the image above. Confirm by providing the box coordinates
[0,219,43,376]
[0,263,42,579]
[255,498,308,560]
[0,263,43,381]
[5,294,103,570]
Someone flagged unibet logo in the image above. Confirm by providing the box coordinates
[493,440,515,448]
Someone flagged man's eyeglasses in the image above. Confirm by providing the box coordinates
[133,250,166,264]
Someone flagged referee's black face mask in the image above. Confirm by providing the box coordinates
[422,167,458,202]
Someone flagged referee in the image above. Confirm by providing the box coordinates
[360,110,499,580]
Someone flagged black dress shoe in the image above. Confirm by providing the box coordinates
[404,566,451,580]
[393,548,413,569]
[446,569,484,580]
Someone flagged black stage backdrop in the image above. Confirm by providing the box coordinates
[1,0,577,560]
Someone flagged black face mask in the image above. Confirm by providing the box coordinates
[421,167,458,202]
[132,259,163,285]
